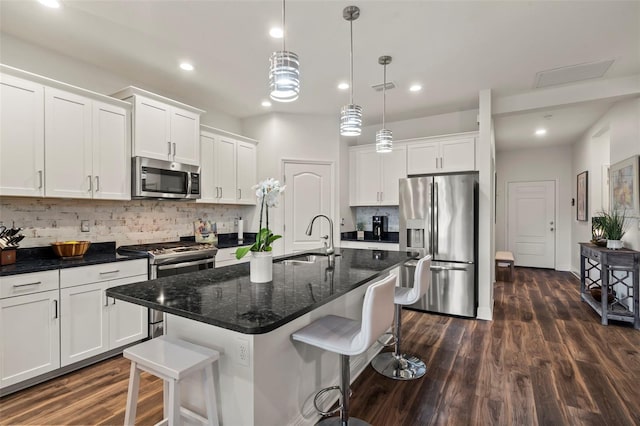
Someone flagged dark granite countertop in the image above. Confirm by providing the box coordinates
[107,247,416,335]
[0,242,143,277]
[341,231,399,244]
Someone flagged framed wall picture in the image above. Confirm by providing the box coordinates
[610,155,640,217]
[577,171,588,221]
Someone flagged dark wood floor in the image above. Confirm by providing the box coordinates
[2,267,639,425]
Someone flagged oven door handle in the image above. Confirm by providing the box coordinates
[156,258,214,271]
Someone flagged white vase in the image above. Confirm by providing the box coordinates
[250,251,273,283]
[607,239,623,250]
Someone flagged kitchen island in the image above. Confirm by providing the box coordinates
[107,248,415,426]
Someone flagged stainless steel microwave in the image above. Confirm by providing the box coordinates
[132,157,201,200]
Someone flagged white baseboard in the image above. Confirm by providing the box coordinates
[476,306,493,321]
[555,264,572,272]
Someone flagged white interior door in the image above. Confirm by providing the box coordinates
[283,161,334,255]
[507,181,555,268]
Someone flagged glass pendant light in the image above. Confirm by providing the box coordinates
[340,6,362,136]
[269,0,300,102]
[376,56,393,153]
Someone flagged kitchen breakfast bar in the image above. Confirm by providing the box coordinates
[107,248,416,426]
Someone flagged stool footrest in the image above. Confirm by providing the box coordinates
[313,385,352,416]
[376,331,396,347]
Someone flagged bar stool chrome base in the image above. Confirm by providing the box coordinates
[371,351,427,380]
[317,416,371,426]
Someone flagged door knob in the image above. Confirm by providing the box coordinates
[550,221,554,225]
[550,228,554,231]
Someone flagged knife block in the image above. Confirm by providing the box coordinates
[1,249,16,266]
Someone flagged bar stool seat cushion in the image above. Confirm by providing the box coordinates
[291,315,363,356]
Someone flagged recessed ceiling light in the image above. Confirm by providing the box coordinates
[269,27,283,38]
[535,128,547,136]
[38,0,61,8]
[338,82,349,90]
[261,100,272,107]
[409,84,422,92]
[180,62,194,71]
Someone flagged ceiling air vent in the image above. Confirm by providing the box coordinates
[371,81,396,92]
[534,59,614,89]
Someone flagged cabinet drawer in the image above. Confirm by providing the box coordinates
[60,259,147,288]
[215,246,250,268]
[0,270,59,299]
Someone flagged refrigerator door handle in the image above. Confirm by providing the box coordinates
[434,181,439,255]
[431,265,470,272]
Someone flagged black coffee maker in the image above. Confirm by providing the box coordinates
[372,216,388,240]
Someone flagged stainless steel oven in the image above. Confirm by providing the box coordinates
[117,241,217,337]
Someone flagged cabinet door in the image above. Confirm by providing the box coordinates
[44,88,92,198]
[60,282,108,366]
[170,107,199,165]
[0,74,44,197]
[236,141,257,204]
[133,95,171,161]
[440,137,475,172]
[214,137,237,204]
[107,275,148,349]
[198,133,217,203]
[353,148,381,205]
[0,290,60,388]
[380,145,406,205]
[407,141,439,175]
[92,101,130,200]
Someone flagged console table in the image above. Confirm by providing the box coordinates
[579,243,639,329]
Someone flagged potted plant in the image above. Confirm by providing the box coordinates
[235,178,285,282]
[599,209,628,250]
[356,222,365,240]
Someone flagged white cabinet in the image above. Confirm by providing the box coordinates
[200,128,257,205]
[0,271,60,389]
[349,144,406,206]
[407,134,476,175]
[215,246,251,268]
[60,260,147,366]
[44,88,130,200]
[0,73,45,197]
[112,87,204,166]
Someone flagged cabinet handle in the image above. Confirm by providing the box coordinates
[168,142,172,156]
[435,158,439,169]
[88,175,92,192]
[219,187,222,198]
[99,269,120,275]
[440,157,444,169]
[13,281,42,288]
[38,170,43,189]
[238,188,241,199]
[173,143,176,158]
[95,176,100,192]
[380,192,383,202]
[53,299,58,319]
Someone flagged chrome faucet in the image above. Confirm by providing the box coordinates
[306,214,335,262]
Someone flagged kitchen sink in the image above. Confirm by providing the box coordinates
[277,253,341,265]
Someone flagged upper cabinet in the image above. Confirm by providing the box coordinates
[111,87,204,166]
[350,144,407,206]
[199,127,257,205]
[0,67,131,200]
[407,133,476,175]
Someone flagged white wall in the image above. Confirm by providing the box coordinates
[0,34,242,132]
[496,144,574,271]
[357,109,479,145]
[241,113,340,256]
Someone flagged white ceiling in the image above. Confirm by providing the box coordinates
[1,1,639,149]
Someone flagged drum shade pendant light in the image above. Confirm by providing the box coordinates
[340,6,362,136]
[269,0,300,102]
[376,56,393,153]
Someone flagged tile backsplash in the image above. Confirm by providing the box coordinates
[0,197,254,248]
[354,206,399,231]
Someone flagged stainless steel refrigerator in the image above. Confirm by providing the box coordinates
[399,173,478,317]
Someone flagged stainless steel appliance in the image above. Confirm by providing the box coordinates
[372,215,388,240]
[117,241,217,337]
[399,173,478,317]
[132,156,201,200]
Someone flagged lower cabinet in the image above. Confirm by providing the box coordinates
[60,262,148,367]
[0,288,60,389]
[215,246,251,268]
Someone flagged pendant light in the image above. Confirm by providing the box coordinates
[376,56,392,153]
[340,6,362,136]
[269,0,300,102]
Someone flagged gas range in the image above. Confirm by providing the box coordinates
[117,241,218,265]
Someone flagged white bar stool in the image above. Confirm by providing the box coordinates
[292,273,396,426]
[123,335,220,426]
[371,255,431,380]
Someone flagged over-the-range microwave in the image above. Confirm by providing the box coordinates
[132,156,201,200]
